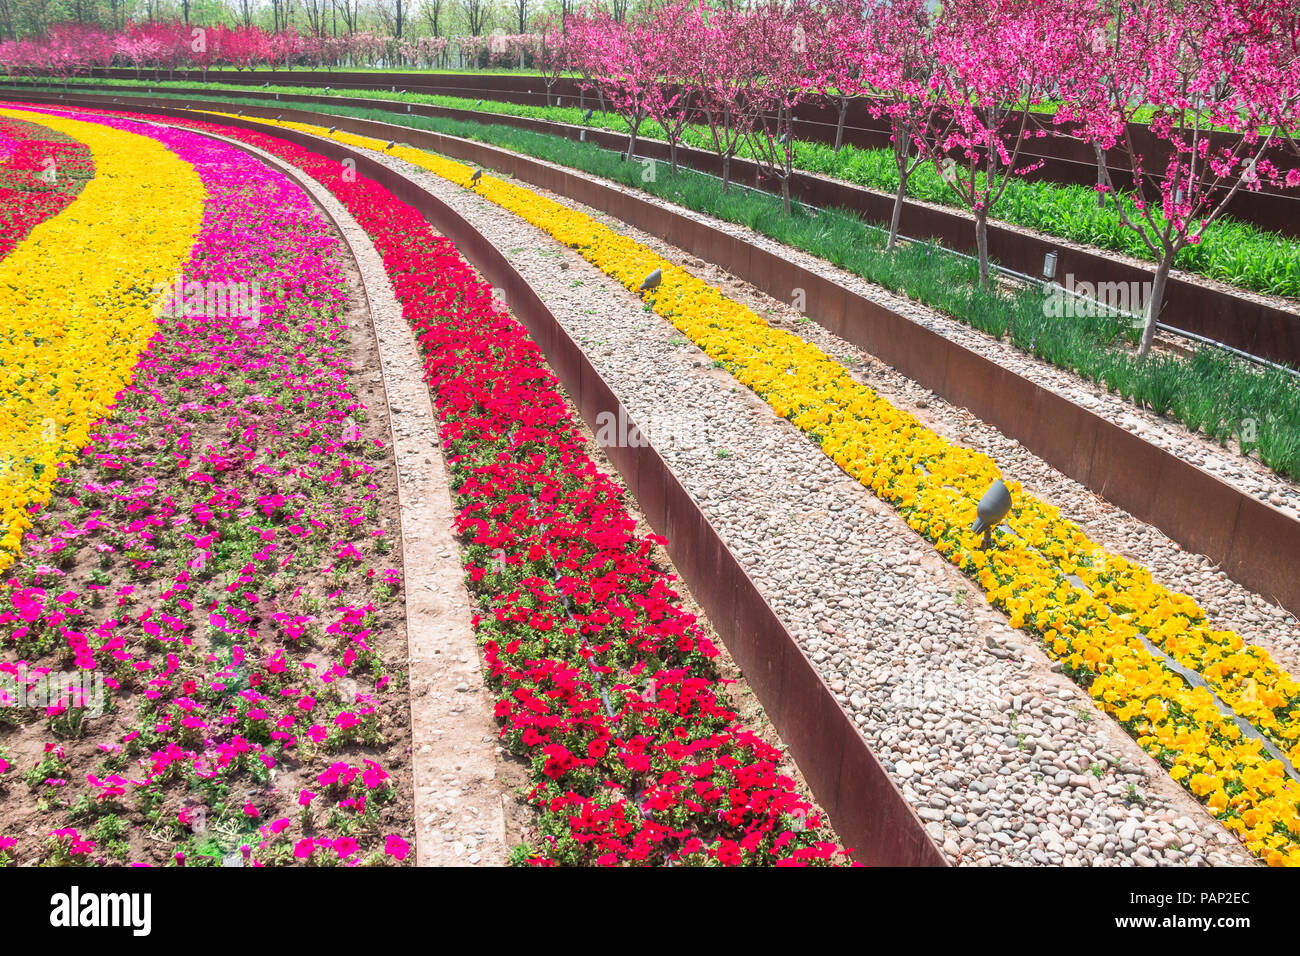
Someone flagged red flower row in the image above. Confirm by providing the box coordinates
[0,115,93,260]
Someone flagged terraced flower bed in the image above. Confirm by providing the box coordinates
[5,0,1300,885]
[0,103,850,867]
[223,111,1300,865]
[39,92,1299,481]
[151,110,852,866]
[0,109,413,866]
[0,114,93,258]
[0,108,202,574]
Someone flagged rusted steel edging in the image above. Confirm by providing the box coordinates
[75,102,940,867]
[19,93,1300,615]
[13,83,1295,365]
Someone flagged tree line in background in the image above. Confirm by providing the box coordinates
[0,0,585,44]
[2,0,1299,355]
[0,19,556,70]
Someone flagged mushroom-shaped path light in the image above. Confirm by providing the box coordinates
[971,480,1012,550]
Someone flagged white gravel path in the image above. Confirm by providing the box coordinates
[345,141,1264,866]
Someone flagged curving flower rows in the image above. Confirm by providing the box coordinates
[51,106,860,865]
[213,113,1300,866]
[0,107,409,867]
[0,108,203,575]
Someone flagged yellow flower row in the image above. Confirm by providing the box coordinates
[221,114,1300,865]
[0,108,205,572]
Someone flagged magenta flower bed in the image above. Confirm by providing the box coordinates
[0,110,411,867]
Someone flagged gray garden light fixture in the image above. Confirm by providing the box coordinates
[639,269,662,293]
[584,108,594,122]
[470,168,483,184]
[1042,251,1058,281]
[971,480,1013,549]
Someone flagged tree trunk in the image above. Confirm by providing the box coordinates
[669,141,678,172]
[1137,256,1173,359]
[781,177,791,216]
[834,96,847,152]
[722,152,731,191]
[1093,141,1107,209]
[975,209,990,287]
[625,126,637,161]
[887,169,908,250]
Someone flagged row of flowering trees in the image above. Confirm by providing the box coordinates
[0,22,546,80]
[553,0,1300,357]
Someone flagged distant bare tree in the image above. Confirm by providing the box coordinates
[335,0,360,34]
[375,0,406,37]
[460,0,489,37]
[303,0,327,36]
[420,0,443,36]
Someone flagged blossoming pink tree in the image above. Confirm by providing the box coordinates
[853,0,946,248]
[563,11,609,115]
[922,0,1074,286]
[536,16,568,107]
[742,0,822,214]
[586,14,656,161]
[225,25,270,71]
[1058,0,1300,357]
[115,26,163,79]
[816,0,869,153]
[639,1,698,172]
[687,3,754,191]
